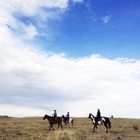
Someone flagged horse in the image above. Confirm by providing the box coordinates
[43,114,63,130]
[88,113,111,133]
[62,115,74,127]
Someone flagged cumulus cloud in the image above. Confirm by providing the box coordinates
[0,0,140,118]
[0,30,140,118]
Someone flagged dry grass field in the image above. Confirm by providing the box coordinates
[0,115,140,140]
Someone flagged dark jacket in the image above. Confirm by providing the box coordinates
[53,111,57,117]
[97,110,101,118]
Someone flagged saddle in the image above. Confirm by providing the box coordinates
[97,117,102,121]
[65,117,69,123]
[52,117,57,122]
[95,117,102,124]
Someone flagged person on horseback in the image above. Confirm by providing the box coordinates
[95,109,101,123]
[52,110,57,122]
[65,112,70,123]
[97,109,101,118]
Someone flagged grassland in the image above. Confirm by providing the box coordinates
[0,115,140,140]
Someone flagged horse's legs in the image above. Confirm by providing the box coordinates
[93,124,96,132]
[104,122,108,133]
[64,119,66,126]
[50,123,55,130]
[70,120,72,126]
[57,122,63,130]
[61,123,63,129]
[57,123,60,129]
[49,123,53,130]
[72,120,73,126]
[96,125,99,133]
[93,124,99,133]
[64,118,67,125]
[49,124,51,130]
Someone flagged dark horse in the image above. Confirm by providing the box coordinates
[43,114,63,130]
[88,113,111,133]
[62,115,74,127]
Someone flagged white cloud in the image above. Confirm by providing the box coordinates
[102,15,111,24]
[0,104,46,117]
[0,29,140,118]
[21,23,38,39]
[0,0,69,40]
[0,0,140,119]
[0,0,69,16]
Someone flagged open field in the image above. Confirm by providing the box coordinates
[0,116,140,140]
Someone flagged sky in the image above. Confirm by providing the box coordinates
[0,0,140,118]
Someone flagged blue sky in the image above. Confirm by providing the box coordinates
[0,0,140,118]
[31,0,140,59]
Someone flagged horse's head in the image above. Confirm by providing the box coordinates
[43,114,47,120]
[88,113,95,119]
[62,115,65,118]
[88,113,92,119]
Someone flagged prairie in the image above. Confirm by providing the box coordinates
[0,115,140,140]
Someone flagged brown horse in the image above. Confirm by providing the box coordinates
[43,114,63,130]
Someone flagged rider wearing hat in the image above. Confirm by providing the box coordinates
[52,110,57,122]
[65,112,70,123]
[95,109,101,123]
[97,109,101,118]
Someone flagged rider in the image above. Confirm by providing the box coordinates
[95,109,101,123]
[65,112,70,123]
[52,110,57,122]
[97,109,101,118]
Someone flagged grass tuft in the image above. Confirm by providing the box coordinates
[133,125,138,130]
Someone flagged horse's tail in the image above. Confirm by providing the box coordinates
[106,117,111,129]
[103,117,111,129]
